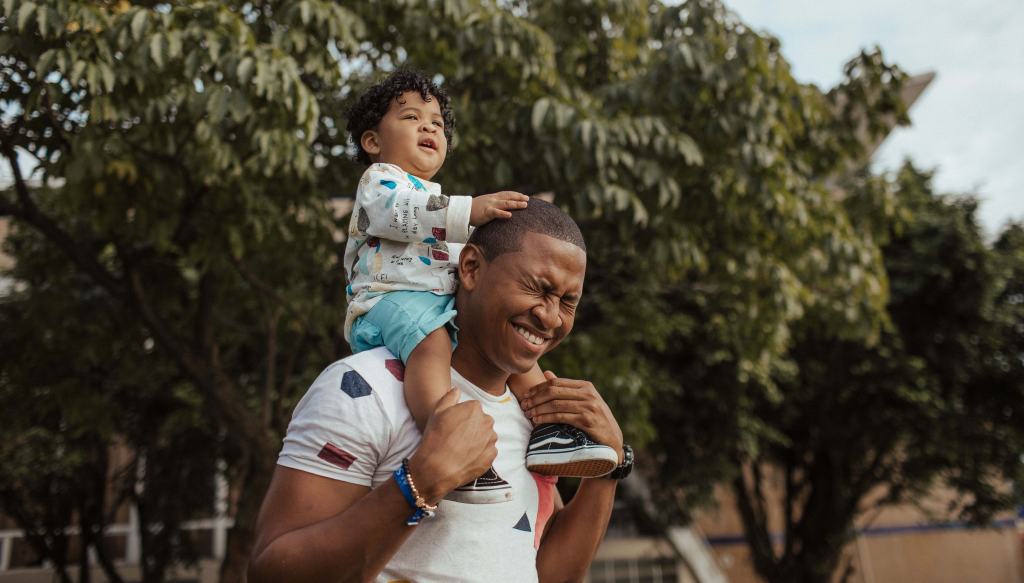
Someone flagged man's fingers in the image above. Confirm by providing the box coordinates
[543,370,557,381]
[546,377,591,389]
[525,399,585,418]
[531,412,585,426]
[521,385,587,408]
[492,208,513,219]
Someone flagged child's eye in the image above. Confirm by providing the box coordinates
[433,121,443,127]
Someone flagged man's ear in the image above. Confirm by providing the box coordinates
[458,244,486,291]
[361,130,381,157]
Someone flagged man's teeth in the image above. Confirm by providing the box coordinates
[514,325,544,346]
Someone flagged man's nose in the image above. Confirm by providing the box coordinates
[532,299,562,331]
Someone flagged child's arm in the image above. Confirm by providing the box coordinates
[469,191,531,226]
[356,165,473,243]
[354,165,529,244]
[508,364,547,403]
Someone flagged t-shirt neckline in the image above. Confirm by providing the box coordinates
[451,367,511,403]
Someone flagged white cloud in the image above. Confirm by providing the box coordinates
[727,0,1024,235]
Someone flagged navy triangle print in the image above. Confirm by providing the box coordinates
[513,512,532,532]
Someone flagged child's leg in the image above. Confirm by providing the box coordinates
[404,327,454,432]
[508,363,546,403]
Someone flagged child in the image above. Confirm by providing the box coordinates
[343,70,618,503]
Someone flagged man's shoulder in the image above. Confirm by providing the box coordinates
[314,347,411,426]
[279,348,416,486]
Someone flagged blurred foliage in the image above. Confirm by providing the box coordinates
[0,221,220,583]
[0,1,1019,583]
[694,164,1024,582]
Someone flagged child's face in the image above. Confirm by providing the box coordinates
[361,91,447,181]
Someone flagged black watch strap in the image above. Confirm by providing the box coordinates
[604,444,633,480]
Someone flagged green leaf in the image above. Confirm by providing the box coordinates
[299,1,311,25]
[100,63,115,93]
[531,98,549,132]
[208,87,229,123]
[2,0,14,17]
[150,33,164,68]
[227,228,244,258]
[35,49,58,78]
[36,4,48,37]
[70,60,87,85]
[237,57,254,85]
[167,31,182,60]
[131,8,148,41]
[17,2,36,30]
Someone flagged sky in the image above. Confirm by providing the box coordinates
[725,0,1024,236]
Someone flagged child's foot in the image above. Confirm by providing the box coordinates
[526,424,619,477]
[445,466,513,504]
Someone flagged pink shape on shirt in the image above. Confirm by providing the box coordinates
[531,473,558,549]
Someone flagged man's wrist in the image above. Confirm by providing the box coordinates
[603,444,633,480]
[406,455,445,505]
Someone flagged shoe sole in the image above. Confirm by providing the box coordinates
[527,458,618,478]
[445,488,514,504]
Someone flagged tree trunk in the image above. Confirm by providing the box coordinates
[218,450,276,583]
[78,525,91,583]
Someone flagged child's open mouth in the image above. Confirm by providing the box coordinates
[418,137,437,151]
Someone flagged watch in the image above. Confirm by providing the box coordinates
[604,444,633,480]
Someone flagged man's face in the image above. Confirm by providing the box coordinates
[458,232,586,375]
[361,90,447,180]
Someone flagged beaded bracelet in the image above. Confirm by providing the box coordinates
[392,459,437,525]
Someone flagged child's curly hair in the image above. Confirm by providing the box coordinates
[346,69,456,166]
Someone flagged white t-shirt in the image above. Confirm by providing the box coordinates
[277,347,558,583]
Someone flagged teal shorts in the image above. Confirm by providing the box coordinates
[350,291,458,364]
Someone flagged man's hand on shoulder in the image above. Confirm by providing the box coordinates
[519,371,624,462]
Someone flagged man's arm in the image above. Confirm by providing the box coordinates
[521,372,626,583]
[249,389,498,583]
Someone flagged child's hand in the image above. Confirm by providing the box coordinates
[470,191,530,226]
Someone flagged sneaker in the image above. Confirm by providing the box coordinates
[526,424,619,477]
[445,466,513,504]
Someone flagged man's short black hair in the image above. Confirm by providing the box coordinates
[469,198,587,260]
[345,69,455,166]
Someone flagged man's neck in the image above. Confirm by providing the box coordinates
[451,344,509,396]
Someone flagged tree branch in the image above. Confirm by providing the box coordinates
[732,456,778,579]
[122,266,270,455]
[230,255,335,362]
[0,145,124,297]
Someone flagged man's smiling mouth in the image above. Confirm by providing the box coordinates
[513,325,548,346]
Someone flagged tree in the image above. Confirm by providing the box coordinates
[0,220,225,583]
[0,1,954,581]
[716,164,1024,583]
[1,2,354,580]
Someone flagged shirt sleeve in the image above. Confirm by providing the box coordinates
[277,362,391,487]
[355,164,472,244]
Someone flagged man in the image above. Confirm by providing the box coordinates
[248,199,633,582]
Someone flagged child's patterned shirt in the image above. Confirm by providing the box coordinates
[343,163,472,341]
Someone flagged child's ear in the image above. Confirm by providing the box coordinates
[458,244,486,291]
[361,130,381,157]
